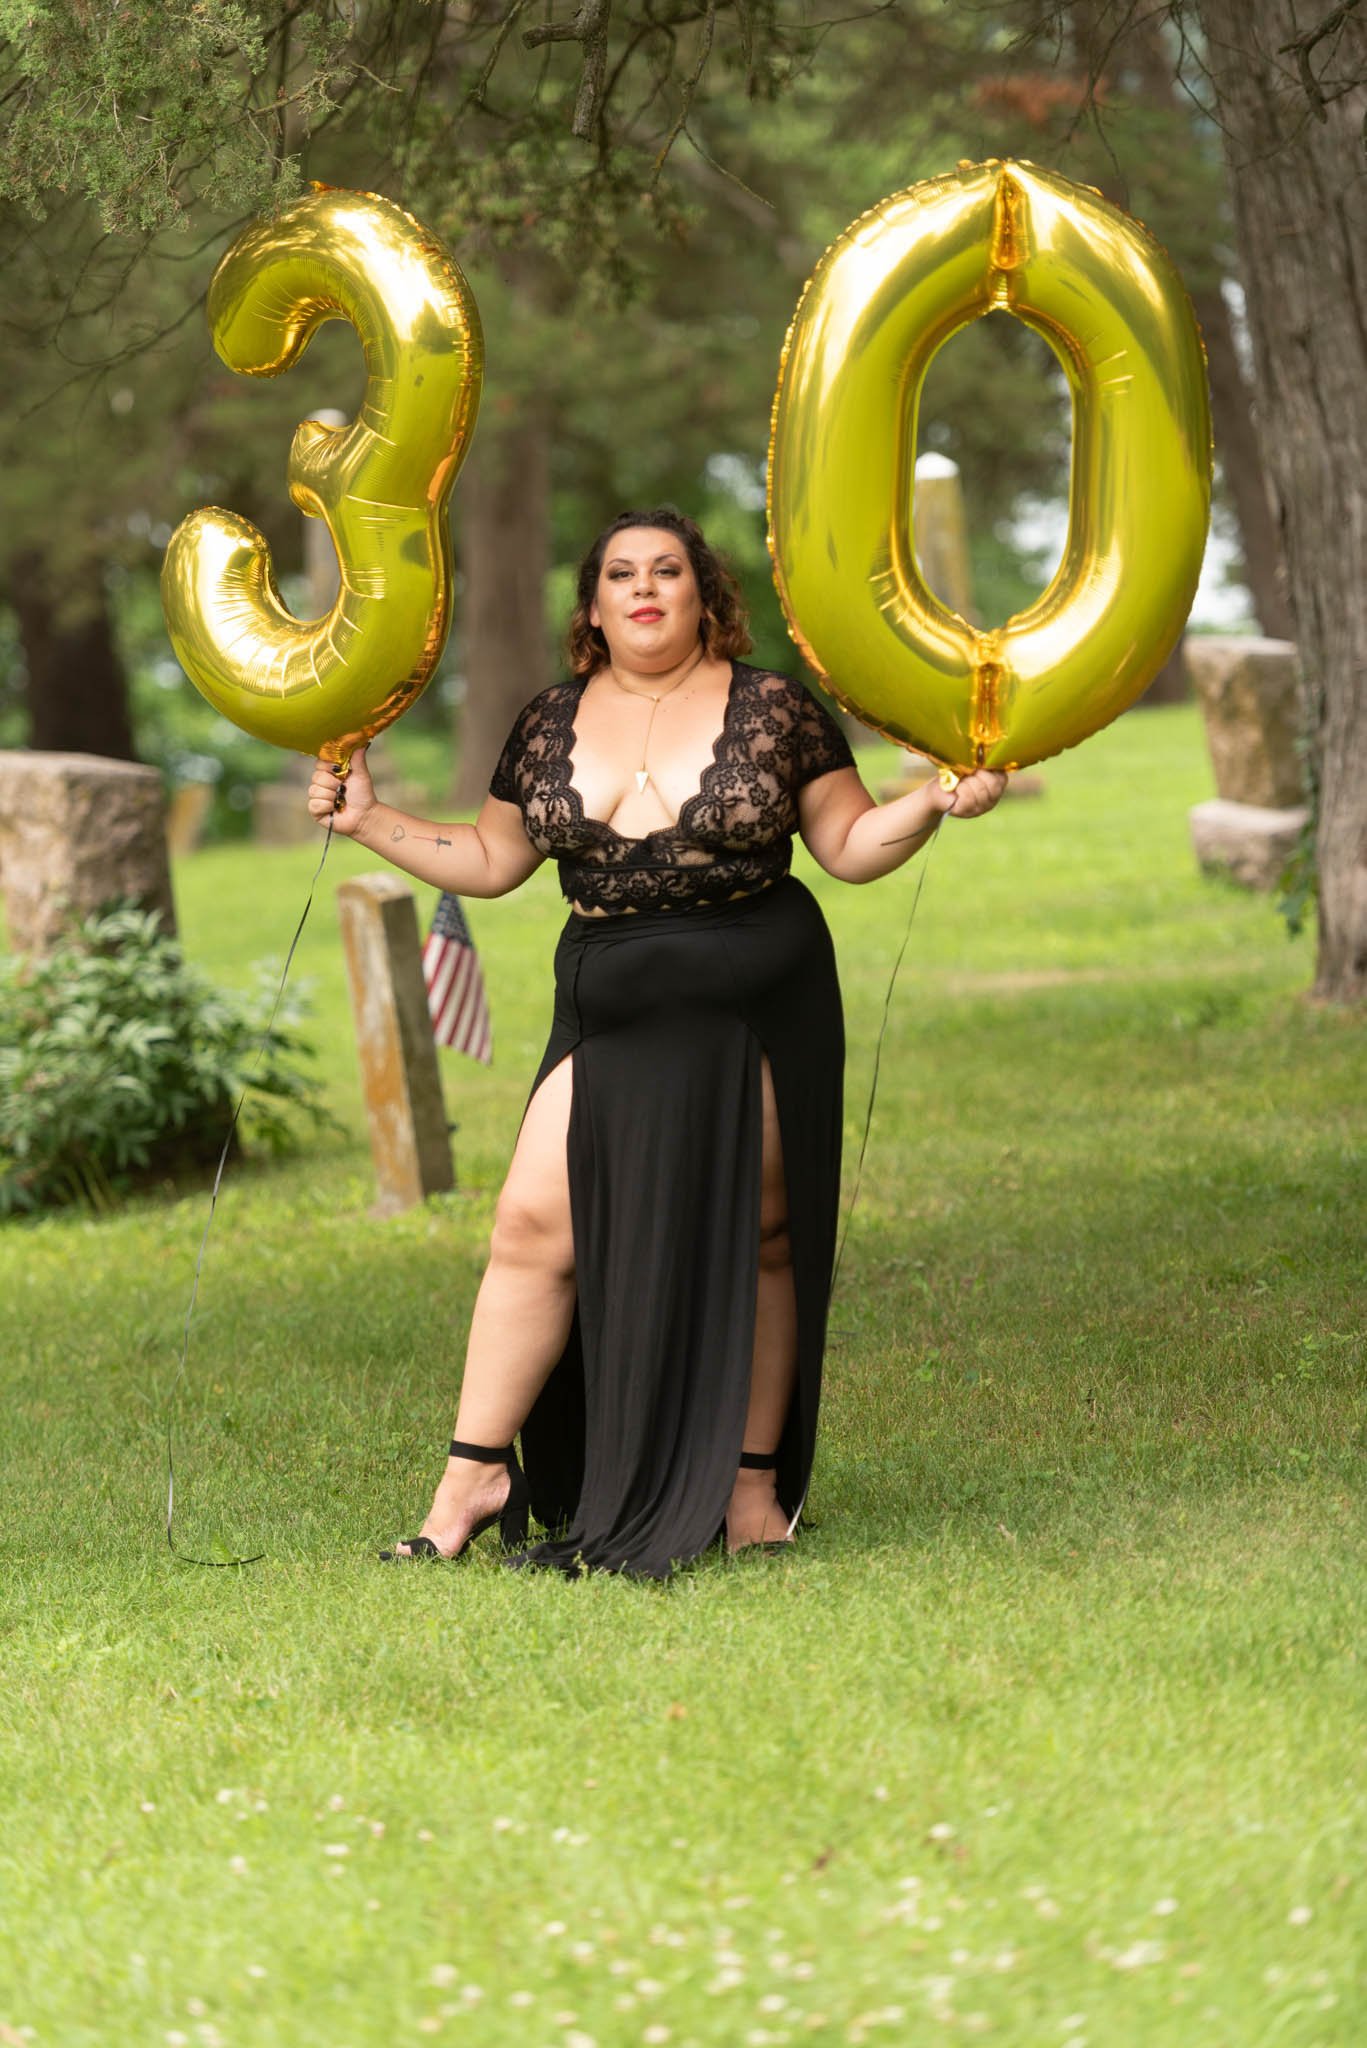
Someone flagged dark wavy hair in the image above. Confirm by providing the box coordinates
[566,507,752,681]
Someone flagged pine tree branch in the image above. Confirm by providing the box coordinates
[523,0,612,136]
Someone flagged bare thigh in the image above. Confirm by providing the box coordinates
[490,1052,575,1273]
[758,1053,790,1259]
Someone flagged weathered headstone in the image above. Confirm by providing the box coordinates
[1186,636,1306,891]
[166,780,214,857]
[336,872,455,1216]
[0,750,177,955]
[1186,636,1304,809]
[1189,798,1309,892]
[913,452,974,623]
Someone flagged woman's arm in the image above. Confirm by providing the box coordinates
[307,747,544,898]
[798,763,1007,883]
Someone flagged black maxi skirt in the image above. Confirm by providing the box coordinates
[513,873,844,1579]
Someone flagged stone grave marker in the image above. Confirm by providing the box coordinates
[0,750,177,955]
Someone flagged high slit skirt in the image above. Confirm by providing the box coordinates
[513,874,844,1579]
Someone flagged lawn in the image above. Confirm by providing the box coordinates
[2,702,1363,2048]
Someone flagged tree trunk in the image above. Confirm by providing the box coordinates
[1195,0,1367,1001]
[12,554,136,761]
[1191,281,1294,641]
[1125,15,1294,640]
[1067,3,1291,639]
[452,404,552,812]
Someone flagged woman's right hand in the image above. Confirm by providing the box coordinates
[308,745,375,839]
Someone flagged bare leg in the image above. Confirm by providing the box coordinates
[393,1056,575,1556]
[726,1056,798,1551]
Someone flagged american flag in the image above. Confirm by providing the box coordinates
[423,893,492,1063]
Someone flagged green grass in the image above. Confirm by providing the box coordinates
[3,703,1364,2048]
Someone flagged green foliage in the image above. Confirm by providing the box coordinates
[0,903,333,1215]
[0,0,350,233]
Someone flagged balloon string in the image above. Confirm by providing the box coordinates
[166,819,335,1567]
[829,821,940,1304]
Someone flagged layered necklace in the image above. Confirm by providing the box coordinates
[610,645,707,794]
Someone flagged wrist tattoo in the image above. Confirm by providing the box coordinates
[413,833,452,848]
[390,825,406,843]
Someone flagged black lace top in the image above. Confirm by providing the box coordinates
[490,660,856,915]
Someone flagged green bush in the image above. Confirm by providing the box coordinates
[0,904,334,1215]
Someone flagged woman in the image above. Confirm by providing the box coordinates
[308,509,1005,1577]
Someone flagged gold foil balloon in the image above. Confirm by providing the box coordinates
[767,159,1212,774]
[162,185,482,772]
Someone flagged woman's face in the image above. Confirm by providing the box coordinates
[589,525,703,672]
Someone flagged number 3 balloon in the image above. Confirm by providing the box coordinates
[161,185,482,772]
[767,159,1213,774]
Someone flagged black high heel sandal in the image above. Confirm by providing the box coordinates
[726,1450,796,1556]
[379,1439,531,1562]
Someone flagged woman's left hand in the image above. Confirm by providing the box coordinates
[940,766,1009,819]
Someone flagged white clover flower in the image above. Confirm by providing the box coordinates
[1111,1941,1164,1970]
[1288,1905,1313,1926]
[927,1822,955,1842]
[227,1856,248,1876]
[430,1965,458,1989]
[1152,1897,1178,1916]
[322,1843,349,1858]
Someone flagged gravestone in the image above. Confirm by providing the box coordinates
[1186,636,1304,808]
[336,872,455,1216]
[1186,637,1306,891]
[1189,798,1309,892]
[0,750,177,955]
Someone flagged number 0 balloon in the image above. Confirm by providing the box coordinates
[767,159,1213,773]
[161,185,482,771]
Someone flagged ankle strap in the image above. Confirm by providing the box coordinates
[738,1449,778,1469]
[449,1439,513,1462]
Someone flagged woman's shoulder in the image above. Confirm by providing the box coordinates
[732,659,817,705]
[502,678,584,738]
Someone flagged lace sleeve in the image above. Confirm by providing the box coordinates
[489,701,535,806]
[795,683,857,786]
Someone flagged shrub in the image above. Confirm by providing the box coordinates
[0,904,334,1215]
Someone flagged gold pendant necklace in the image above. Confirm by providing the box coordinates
[611,647,705,795]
